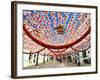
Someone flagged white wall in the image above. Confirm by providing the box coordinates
[0,0,100,80]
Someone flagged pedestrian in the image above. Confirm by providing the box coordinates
[76,54,80,66]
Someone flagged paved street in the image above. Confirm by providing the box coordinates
[24,59,82,69]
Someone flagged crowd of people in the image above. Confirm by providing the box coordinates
[67,53,81,66]
[50,51,91,66]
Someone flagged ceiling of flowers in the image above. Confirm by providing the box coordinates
[23,10,91,56]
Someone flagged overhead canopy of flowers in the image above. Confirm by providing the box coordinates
[23,10,91,55]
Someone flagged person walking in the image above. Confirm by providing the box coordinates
[76,54,80,66]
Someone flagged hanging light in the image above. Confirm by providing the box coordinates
[55,24,65,34]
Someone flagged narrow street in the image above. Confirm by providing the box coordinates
[24,59,79,69]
